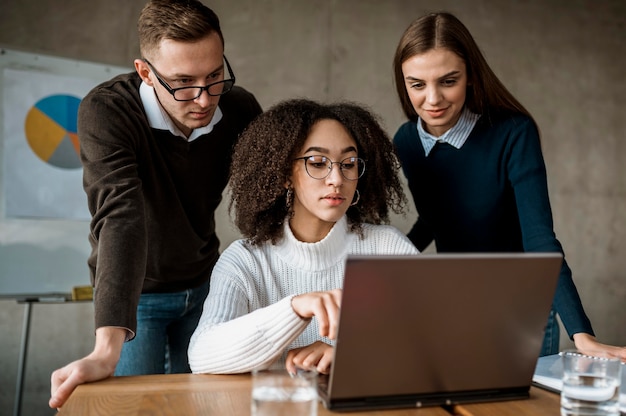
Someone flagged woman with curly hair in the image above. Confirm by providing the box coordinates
[188,98,418,375]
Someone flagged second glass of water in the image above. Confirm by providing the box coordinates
[251,368,318,416]
[560,350,621,416]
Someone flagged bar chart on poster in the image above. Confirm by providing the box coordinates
[0,48,130,298]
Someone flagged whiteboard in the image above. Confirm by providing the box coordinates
[0,48,131,297]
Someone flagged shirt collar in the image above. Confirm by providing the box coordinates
[417,107,480,156]
[139,81,223,142]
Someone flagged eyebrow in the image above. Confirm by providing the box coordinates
[303,145,358,154]
[405,70,462,82]
[169,62,225,80]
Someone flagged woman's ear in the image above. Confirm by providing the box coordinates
[284,178,292,189]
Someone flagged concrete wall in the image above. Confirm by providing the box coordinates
[1,0,624,414]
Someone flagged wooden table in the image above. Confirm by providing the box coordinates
[56,373,560,415]
[452,387,560,415]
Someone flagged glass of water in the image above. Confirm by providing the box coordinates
[561,350,621,416]
[251,368,318,416]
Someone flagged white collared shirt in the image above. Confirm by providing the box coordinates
[417,107,480,156]
[139,81,223,142]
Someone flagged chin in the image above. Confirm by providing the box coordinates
[186,119,211,131]
[321,213,346,224]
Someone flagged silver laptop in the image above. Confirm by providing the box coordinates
[318,252,562,411]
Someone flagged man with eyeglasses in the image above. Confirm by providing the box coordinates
[49,0,262,409]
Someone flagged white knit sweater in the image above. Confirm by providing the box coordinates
[188,216,418,374]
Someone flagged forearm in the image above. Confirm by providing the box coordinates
[188,296,309,374]
[551,261,594,338]
[91,327,126,362]
[81,123,148,333]
[508,125,593,338]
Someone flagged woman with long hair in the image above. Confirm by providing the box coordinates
[392,12,625,359]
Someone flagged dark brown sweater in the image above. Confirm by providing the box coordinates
[78,72,262,334]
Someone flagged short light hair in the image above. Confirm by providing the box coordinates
[137,0,223,60]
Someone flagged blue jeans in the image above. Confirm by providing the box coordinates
[539,309,560,356]
[115,281,209,376]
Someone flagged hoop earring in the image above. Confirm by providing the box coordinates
[350,189,360,206]
[286,186,293,209]
[285,186,296,221]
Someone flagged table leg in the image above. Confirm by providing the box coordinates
[13,301,32,416]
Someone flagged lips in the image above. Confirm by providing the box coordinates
[189,106,214,119]
[323,194,346,207]
[190,110,210,118]
[425,108,447,118]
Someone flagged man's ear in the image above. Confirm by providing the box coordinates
[134,59,154,86]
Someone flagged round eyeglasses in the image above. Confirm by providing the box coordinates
[294,155,366,181]
[143,56,235,101]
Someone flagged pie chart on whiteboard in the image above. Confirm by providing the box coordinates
[24,94,82,169]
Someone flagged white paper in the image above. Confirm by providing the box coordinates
[2,68,94,220]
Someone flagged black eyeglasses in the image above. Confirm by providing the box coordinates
[143,56,235,101]
[294,155,366,181]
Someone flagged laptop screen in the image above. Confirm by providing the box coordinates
[320,253,562,411]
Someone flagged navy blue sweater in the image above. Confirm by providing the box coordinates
[394,113,593,339]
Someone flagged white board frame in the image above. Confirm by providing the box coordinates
[0,47,130,297]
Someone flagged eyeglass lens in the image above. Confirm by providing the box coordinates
[172,79,235,100]
[303,156,365,180]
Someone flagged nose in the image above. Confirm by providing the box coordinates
[425,85,442,105]
[325,162,344,186]
[193,88,213,106]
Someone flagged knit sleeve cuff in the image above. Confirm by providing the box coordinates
[189,296,309,374]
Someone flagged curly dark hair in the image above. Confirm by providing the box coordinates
[229,98,407,246]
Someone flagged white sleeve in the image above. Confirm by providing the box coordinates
[188,252,310,374]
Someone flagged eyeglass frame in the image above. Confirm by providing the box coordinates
[143,56,236,101]
[293,155,366,181]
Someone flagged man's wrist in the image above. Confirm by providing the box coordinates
[92,326,127,361]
